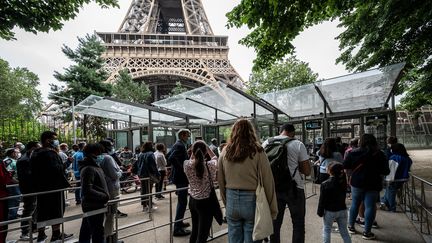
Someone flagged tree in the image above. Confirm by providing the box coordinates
[247,56,318,96]
[0,0,118,40]
[169,81,188,96]
[0,58,43,119]
[51,34,112,138]
[227,0,432,110]
[112,70,151,104]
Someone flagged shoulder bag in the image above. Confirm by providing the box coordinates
[253,159,274,241]
[205,162,223,225]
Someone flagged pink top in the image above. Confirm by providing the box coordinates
[184,157,217,200]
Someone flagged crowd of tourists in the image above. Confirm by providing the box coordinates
[0,118,413,243]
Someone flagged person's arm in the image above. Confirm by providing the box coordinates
[217,154,226,206]
[298,143,311,176]
[206,145,216,160]
[147,153,160,176]
[317,183,326,217]
[103,156,122,180]
[259,152,278,219]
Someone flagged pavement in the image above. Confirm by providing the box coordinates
[5,149,430,243]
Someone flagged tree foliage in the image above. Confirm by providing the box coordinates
[0,58,43,119]
[112,70,151,104]
[50,34,112,138]
[247,56,318,96]
[169,81,188,96]
[0,0,118,40]
[227,0,432,110]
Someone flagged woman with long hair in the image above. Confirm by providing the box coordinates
[344,134,389,240]
[380,143,412,212]
[316,138,344,183]
[184,140,217,243]
[218,118,278,243]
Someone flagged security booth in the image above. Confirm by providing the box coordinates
[258,63,405,150]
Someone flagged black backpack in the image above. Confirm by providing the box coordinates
[265,137,296,191]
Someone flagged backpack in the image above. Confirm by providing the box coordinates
[265,137,296,191]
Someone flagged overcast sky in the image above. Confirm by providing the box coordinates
[0,0,348,102]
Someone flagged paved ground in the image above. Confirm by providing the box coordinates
[5,149,431,243]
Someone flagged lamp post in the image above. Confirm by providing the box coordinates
[52,95,76,144]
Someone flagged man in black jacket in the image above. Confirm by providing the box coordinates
[16,141,40,240]
[30,131,73,242]
[168,129,191,236]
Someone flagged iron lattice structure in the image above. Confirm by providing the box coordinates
[97,0,243,101]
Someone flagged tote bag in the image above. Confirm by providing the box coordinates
[253,161,273,241]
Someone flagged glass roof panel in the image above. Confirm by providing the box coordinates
[317,63,404,113]
[153,82,272,121]
[259,84,324,118]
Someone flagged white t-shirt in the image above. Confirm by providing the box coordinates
[262,135,309,189]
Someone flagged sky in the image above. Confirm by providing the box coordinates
[0,0,349,103]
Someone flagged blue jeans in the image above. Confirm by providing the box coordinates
[381,182,403,212]
[7,186,21,220]
[79,212,105,243]
[174,184,188,231]
[349,187,379,233]
[226,189,261,243]
[323,210,351,243]
[270,187,305,243]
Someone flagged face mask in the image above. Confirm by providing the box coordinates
[51,139,60,148]
[95,155,104,165]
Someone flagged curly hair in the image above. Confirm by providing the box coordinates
[224,118,263,162]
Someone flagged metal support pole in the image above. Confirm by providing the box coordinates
[128,115,133,148]
[72,98,76,144]
[359,116,365,136]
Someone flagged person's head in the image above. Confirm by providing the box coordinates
[124,146,129,151]
[327,161,346,189]
[320,138,337,158]
[40,131,58,149]
[59,143,68,153]
[141,141,154,153]
[349,138,359,148]
[14,142,25,151]
[359,134,378,152]
[390,143,409,157]
[5,148,17,159]
[177,129,191,143]
[72,144,79,152]
[78,142,86,151]
[335,136,342,144]
[225,118,263,162]
[387,136,398,147]
[211,138,217,145]
[98,140,113,154]
[191,140,207,179]
[83,143,104,164]
[155,143,165,152]
[26,141,41,155]
[280,124,295,137]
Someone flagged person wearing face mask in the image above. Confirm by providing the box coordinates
[14,142,25,159]
[98,140,125,243]
[30,131,73,242]
[78,143,110,243]
[3,148,20,220]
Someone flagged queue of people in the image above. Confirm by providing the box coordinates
[0,120,413,243]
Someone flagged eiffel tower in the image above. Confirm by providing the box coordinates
[96,0,243,101]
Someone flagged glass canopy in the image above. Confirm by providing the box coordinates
[153,82,274,122]
[260,63,404,118]
[76,95,193,125]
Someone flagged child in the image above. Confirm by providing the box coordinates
[317,162,352,243]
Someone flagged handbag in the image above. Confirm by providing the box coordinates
[253,161,274,241]
[205,162,223,225]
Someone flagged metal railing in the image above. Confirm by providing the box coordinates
[399,173,432,242]
[1,176,317,242]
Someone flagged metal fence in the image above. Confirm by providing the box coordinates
[1,176,317,243]
[400,174,432,242]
